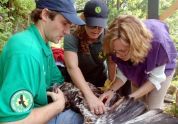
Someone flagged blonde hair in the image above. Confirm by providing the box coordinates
[103,15,152,64]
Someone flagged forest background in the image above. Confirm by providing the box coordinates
[0,0,178,51]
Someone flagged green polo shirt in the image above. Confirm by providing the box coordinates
[0,24,64,122]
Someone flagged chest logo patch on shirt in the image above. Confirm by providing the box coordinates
[98,51,106,60]
[10,90,33,112]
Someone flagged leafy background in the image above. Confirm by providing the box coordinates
[0,0,178,52]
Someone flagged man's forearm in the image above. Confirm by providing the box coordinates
[3,101,64,124]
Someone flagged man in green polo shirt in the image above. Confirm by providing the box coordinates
[0,0,85,124]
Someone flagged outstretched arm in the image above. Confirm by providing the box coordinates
[130,64,166,99]
[64,51,106,114]
[107,56,117,82]
[100,77,125,106]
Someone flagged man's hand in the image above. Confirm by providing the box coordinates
[47,88,65,110]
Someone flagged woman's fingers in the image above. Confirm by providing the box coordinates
[105,96,112,107]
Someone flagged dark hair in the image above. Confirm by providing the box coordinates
[73,25,90,54]
[31,8,58,23]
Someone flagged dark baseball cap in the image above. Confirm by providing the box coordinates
[84,0,108,28]
[36,0,85,25]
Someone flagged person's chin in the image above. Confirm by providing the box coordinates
[121,57,129,61]
[57,36,63,41]
[89,36,99,40]
[89,34,99,39]
[52,40,60,44]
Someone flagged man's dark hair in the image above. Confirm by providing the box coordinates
[31,9,58,23]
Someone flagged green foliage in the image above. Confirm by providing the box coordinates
[160,0,178,47]
[0,1,13,52]
[106,0,148,24]
[1,0,9,4]
[164,75,178,117]
[75,0,89,11]
[164,102,178,117]
[0,0,35,52]
[0,0,178,52]
[13,0,36,15]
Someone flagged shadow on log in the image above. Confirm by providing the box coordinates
[48,82,178,124]
[124,109,178,124]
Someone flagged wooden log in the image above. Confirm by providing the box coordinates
[122,109,178,124]
[124,109,163,124]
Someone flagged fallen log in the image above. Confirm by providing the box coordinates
[124,109,178,124]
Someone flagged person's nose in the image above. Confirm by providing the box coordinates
[97,27,102,30]
[116,53,121,58]
[115,52,124,58]
[64,27,70,35]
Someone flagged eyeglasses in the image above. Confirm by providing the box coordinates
[86,25,103,30]
[112,49,130,57]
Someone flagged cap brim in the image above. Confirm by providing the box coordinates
[86,17,107,28]
[61,12,85,25]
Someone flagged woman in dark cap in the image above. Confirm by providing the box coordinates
[64,0,111,115]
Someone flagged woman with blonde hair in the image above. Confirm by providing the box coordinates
[100,15,177,109]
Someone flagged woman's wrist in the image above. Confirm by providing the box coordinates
[108,88,117,93]
[108,79,120,93]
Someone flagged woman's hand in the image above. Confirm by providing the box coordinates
[99,90,115,107]
[85,94,106,115]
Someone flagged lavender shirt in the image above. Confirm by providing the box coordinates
[112,19,177,87]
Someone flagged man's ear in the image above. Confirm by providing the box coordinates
[41,8,49,22]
